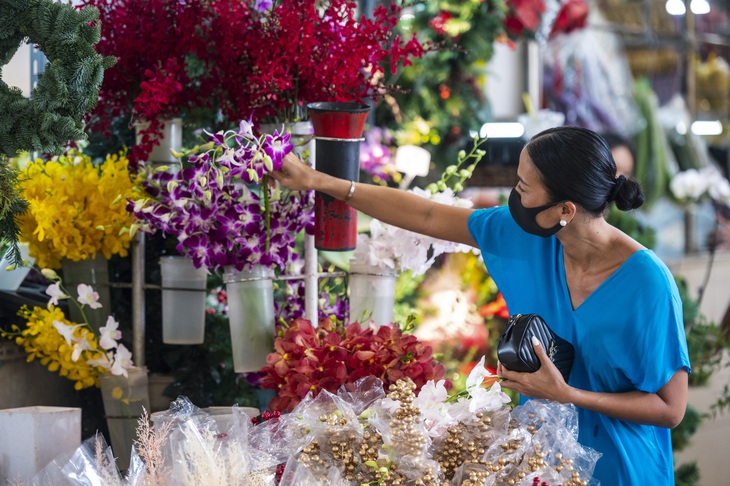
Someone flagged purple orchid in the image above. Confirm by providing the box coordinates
[253,0,273,12]
[128,120,314,273]
[262,130,293,169]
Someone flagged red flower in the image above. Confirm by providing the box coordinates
[479,292,510,320]
[260,318,450,412]
[504,0,546,38]
[203,0,427,124]
[549,0,589,39]
[428,11,453,37]
[79,0,214,165]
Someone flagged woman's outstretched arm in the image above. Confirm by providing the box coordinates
[271,153,478,247]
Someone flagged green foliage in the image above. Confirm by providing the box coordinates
[672,405,702,452]
[0,0,115,157]
[632,78,672,208]
[424,136,487,194]
[378,0,507,166]
[676,277,727,387]
[0,155,27,266]
[671,276,730,482]
[710,384,730,418]
[674,461,701,486]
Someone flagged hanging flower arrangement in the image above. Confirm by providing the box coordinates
[128,121,314,272]
[78,0,215,164]
[202,0,427,124]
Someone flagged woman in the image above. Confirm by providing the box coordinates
[272,126,690,484]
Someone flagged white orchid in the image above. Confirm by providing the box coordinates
[71,336,93,362]
[412,379,454,437]
[41,276,134,380]
[76,283,102,309]
[708,175,730,205]
[670,169,710,202]
[87,352,113,370]
[353,188,474,276]
[467,380,512,413]
[462,356,511,414]
[98,316,122,350]
[670,166,730,205]
[45,282,68,307]
[110,344,134,377]
[52,320,79,346]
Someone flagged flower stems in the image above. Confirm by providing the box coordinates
[263,175,271,254]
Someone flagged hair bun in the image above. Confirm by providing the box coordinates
[607,175,626,202]
[614,177,644,211]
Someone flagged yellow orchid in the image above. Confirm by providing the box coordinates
[17,150,138,268]
[5,305,109,390]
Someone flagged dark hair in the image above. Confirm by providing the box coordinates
[601,131,636,159]
[526,126,644,214]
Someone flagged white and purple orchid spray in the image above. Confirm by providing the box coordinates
[129,122,314,272]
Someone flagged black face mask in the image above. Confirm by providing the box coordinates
[508,188,565,238]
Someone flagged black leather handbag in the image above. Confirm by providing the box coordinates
[497,313,574,383]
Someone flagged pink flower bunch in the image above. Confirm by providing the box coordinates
[260,317,450,412]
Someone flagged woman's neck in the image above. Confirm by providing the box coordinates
[557,216,621,272]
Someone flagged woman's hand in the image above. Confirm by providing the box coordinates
[497,336,572,403]
[270,152,319,192]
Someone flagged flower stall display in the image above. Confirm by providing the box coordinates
[17,151,138,328]
[129,121,313,367]
[348,139,483,324]
[259,317,448,413]
[29,360,599,485]
[81,0,426,167]
[1,268,146,470]
[0,268,134,389]
[202,0,426,125]
[78,0,215,165]
[18,151,138,270]
[129,122,311,272]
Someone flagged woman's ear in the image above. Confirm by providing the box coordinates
[561,201,577,219]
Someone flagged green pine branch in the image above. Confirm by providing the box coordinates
[0,155,27,267]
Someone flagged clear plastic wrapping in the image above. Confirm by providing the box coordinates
[20,373,601,485]
[28,435,124,486]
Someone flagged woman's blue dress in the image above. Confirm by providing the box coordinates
[468,206,691,485]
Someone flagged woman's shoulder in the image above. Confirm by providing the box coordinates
[468,206,511,240]
[622,249,678,293]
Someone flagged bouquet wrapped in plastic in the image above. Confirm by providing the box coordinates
[25,358,600,485]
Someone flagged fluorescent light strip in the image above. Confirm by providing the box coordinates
[691,120,723,136]
[480,122,525,139]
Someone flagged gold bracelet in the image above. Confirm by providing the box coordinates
[344,180,356,202]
